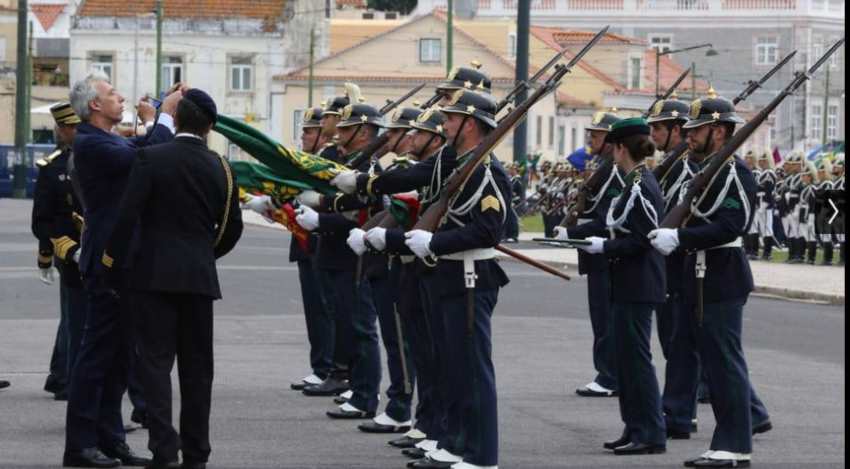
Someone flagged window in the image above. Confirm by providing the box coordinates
[293,109,304,146]
[419,38,442,64]
[508,32,517,58]
[648,34,673,53]
[548,116,555,148]
[91,53,113,81]
[628,56,642,89]
[161,56,183,88]
[755,36,779,65]
[229,56,253,92]
[810,104,822,139]
[570,126,577,152]
[0,38,6,62]
[558,125,566,156]
[827,104,839,139]
[536,115,542,146]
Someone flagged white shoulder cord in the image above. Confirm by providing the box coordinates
[585,165,621,213]
[422,147,445,205]
[606,179,660,234]
[663,160,695,208]
[446,163,507,227]
[690,161,751,227]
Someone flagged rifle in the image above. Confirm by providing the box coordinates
[495,43,577,115]
[413,26,610,235]
[642,67,691,118]
[560,160,610,228]
[346,83,428,170]
[661,38,843,230]
[653,49,798,182]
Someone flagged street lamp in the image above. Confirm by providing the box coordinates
[655,43,718,98]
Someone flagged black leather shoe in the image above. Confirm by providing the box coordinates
[575,385,617,397]
[302,377,349,396]
[0,379,9,390]
[359,421,411,433]
[54,390,68,401]
[685,457,710,467]
[603,431,629,450]
[333,394,350,404]
[101,441,152,466]
[402,447,427,459]
[181,463,206,469]
[145,461,180,469]
[752,420,772,435]
[131,409,148,428]
[667,428,691,440]
[389,435,425,448]
[613,442,666,455]
[692,458,750,467]
[44,375,64,394]
[408,457,455,468]
[63,448,121,468]
[327,408,375,419]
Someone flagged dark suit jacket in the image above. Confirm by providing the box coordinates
[105,135,243,299]
[73,121,174,277]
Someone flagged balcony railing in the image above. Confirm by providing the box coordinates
[501,0,559,8]
[471,0,843,14]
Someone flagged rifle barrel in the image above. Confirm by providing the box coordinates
[732,50,797,105]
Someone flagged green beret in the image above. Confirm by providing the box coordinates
[605,117,650,144]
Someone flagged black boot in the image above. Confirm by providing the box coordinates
[792,238,806,263]
[806,241,817,264]
[745,234,758,259]
[821,242,834,265]
[786,238,798,263]
[761,237,773,261]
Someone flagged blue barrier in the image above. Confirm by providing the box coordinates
[0,144,56,198]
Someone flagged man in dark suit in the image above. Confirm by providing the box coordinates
[103,89,243,469]
[64,72,182,468]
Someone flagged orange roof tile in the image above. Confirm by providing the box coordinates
[336,0,366,7]
[31,3,65,31]
[77,0,286,19]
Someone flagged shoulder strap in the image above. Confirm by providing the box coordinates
[214,153,234,248]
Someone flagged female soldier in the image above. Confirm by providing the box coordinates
[570,118,668,454]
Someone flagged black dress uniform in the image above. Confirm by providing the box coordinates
[31,119,87,400]
[658,97,770,467]
[103,90,243,466]
[569,111,623,396]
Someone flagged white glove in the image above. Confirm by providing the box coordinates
[295,206,320,231]
[649,228,680,256]
[39,267,55,285]
[578,236,605,254]
[242,194,274,223]
[297,190,322,209]
[404,229,434,259]
[330,170,358,194]
[72,250,81,264]
[365,227,387,252]
[553,226,569,241]
[347,228,367,256]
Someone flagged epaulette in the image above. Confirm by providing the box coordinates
[36,149,62,167]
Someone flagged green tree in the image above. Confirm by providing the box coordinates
[367,0,417,14]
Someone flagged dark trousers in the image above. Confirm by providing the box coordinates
[326,268,381,412]
[398,263,436,435]
[65,276,129,452]
[372,264,415,422]
[667,297,770,453]
[542,213,560,238]
[655,292,677,360]
[503,207,520,240]
[317,268,348,377]
[434,287,500,466]
[131,291,214,464]
[50,284,88,388]
[297,260,334,379]
[586,268,617,390]
[613,302,666,446]
[418,274,448,444]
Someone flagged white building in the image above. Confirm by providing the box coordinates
[69,0,328,156]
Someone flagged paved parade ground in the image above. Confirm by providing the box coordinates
[0,199,845,468]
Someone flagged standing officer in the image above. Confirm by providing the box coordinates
[753,151,777,260]
[779,153,804,263]
[830,154,845,265]
[649,95,771,468]
[556,110,623,398]
[798,161,819,264]
[813,159,835,265]
[102,89,243,469]
[63,72,182,468]
[31,102,86,401]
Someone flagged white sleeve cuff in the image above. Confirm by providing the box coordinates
[156,113,175,134]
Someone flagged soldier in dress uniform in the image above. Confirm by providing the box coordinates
[649,96,772,468]
[569,118,668,455]
[753,151,777,260]
[31,102,86,401]
[813,159,835,265]
[743,152,760,258]
[555,110,623,398]
[331,89,511,469]
[830,154,845,265]
[779,153,805,263]
[798,161,820,264]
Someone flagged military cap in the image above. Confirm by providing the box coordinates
[440,89,498,129]
[757,149,775,169]
[816,158,833,175]
[437,61,492,93]
[834,153,845,166]
[50,102,81,126]
[183,88,217,124]
[802,160,818,178]
[385,107,423,130]
[410,108,448,139]
[336,103,384,128]
[322,96,350,117]
[682,96,745,129]
[784,151,804,163]
[586,109,621,132]
[646,99,690,124]
[605,117,650,144]
[302,107,324,128]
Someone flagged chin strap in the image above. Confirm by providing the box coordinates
[416,134,438,159]
[341,124,363,153]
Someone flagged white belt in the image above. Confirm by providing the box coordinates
[577,218,592,226]
[441,248,497,288]
[695,237,742,279]
[400,255,416,264]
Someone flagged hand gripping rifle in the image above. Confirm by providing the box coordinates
[652,49,798,182]
[661,38,842,230]
[346,82,428,170]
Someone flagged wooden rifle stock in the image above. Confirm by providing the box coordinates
[561,163,610,228]
[660,37,844,229]
[652,141,689,182]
